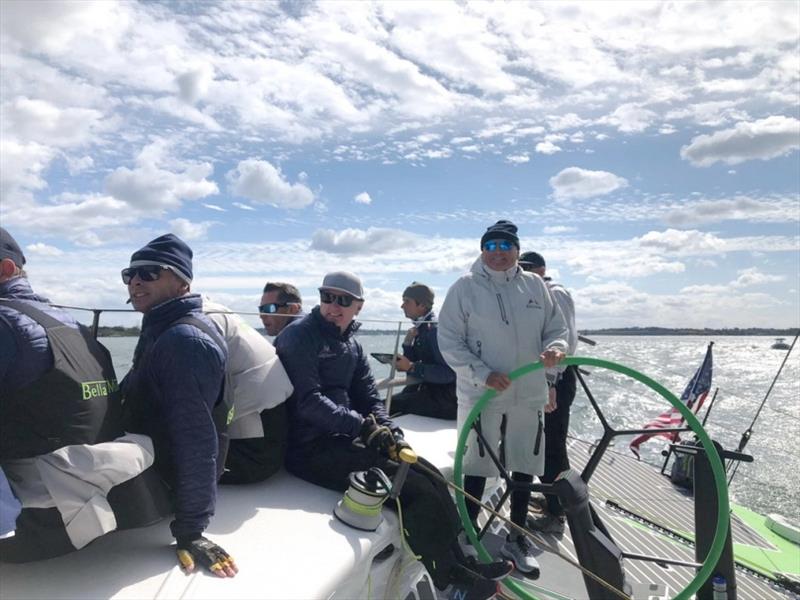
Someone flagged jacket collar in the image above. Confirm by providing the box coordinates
[470,256,521,284]
[140,294,203,334]
[413,310,435,330]
[0,276,50,303]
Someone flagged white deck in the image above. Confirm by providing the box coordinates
[0,415,447,600]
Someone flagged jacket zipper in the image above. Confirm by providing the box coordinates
[533,411,543,455]
[495,293,509,325]
[476,340,482,358]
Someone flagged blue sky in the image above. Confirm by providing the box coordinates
[1,0,798,329]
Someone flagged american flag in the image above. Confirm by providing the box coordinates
[629,343,713,458]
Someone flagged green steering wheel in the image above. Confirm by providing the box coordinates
[453,356,729,600]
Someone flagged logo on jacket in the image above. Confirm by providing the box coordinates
[318,344,336,359]
[526,298,542,309]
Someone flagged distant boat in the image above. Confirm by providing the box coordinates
[771,337,791,350]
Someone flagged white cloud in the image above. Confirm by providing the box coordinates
[549,167,628,200]
[105,140,218,211]
[25,242,63,257]
[543,225,577,235]
[601,103,657,133]
[535,141,561,155]
[64,154,94,175]
[665,195,798,226]
[311,227,419,255]
[0,139,55,199]
[354,191,372,205]
[202,203,226,212]
[175,64,214,104]
[731,267,785,288]
[169,218,216,240]
[636,229,726,254]
[227,159,314,209]
[681,116,800,167]
[2,96,110,148]
[232,202,256,211]
[506,154,529,164]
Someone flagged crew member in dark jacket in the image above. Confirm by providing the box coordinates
[0,228,163,562]
[276,271,511,600]
[120,233,237,577]
[390,282,457,420]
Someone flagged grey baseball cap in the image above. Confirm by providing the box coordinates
[319,271,364,300]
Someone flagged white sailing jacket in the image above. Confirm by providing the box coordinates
[438,257,568,411]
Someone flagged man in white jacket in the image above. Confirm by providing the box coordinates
[438,220,568,578]
[519,252,578,535]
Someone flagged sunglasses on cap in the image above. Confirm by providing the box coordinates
[320,290,356,307]
[258,302,292,314]
[121,265,172,284]
[483,239,514,252]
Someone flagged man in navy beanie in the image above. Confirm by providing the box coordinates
[120,233,238,577]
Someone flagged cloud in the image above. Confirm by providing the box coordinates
[175,64,214,104]
[543,225,577,235]
[169,218,216,240]
[665,195,798,226]
[680,116,800,167]
[601,103,657,133]
[549,167,628,200]
[535,141,561,155]
[105,141,218,211]
[0,139,55,199]
[731,267,785,288]
[227,159,314,209]
[311,227,420,255]
[25,242,63,257]
[232,202,256,211]
[354,191,372,205]
[2,96,110,148]
[506,154,529,164]
[636,229,726,254]
[202,203,226,212]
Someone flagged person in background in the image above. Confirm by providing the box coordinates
[276,271,513,600]
[259,282,303,338]
[203,298,293,485]
[438,220,568,578]
[519,252,578,535]
[389,282,457,420]
[120,233,237,577]
[0,227,162,562]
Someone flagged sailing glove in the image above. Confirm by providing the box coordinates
[359,414,396,456]
[176,535,237,577]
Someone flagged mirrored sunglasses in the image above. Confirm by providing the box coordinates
[320,290,355,307]
[483,239,514,252]
[258,302,291,314]
[121,265,164,284]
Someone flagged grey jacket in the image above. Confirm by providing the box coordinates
[438,257,568,411]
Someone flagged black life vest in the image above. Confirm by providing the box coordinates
[0,300,123,459]
[122,315,232,482]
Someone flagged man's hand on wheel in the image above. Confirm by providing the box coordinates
[176,536,238,577]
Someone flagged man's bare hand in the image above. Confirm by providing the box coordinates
[540,348,565,368]
[394,355,413,372]
[485,371,512,391]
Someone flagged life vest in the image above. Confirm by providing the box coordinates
[0,300,122,459]
[122,315,233,482]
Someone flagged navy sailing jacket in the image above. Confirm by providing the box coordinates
[121,294,226,541]
[275,307,393,467]
[402,311,456,385]
[0,277,79,391]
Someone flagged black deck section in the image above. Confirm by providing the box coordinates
[462,438,797,599]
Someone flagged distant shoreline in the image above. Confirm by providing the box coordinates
[96,325,799,338]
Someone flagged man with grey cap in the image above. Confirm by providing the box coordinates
[390,282,457,420]
[519,251,578,535]
[276,271,512,598]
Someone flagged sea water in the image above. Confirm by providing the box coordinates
[101,334,800,522]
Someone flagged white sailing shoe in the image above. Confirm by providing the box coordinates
[499,533,540,579]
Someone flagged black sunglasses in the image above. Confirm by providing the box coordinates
[320,291,355,307]
[258,302,291,314]
[121,265,165,284]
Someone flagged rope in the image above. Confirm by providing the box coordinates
[412,461,633,600]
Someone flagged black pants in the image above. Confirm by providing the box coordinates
[220,404,288,485]
[542,366,577,516]
[389,384,457,420]
[288,436,463,589]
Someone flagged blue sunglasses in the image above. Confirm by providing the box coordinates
[483,240,514,252]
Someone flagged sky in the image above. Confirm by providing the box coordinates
[1,0,799,330]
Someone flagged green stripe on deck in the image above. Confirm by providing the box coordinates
[730,504,800,579]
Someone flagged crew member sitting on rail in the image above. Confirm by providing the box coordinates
[203,297,293,485]
[0,227,164,562]
[120,234,237,577]
[276,271,513,600]
[389,282,457,420]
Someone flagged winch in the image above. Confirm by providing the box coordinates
[333,447,418,531]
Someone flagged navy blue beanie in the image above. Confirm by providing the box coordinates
[0,227,26,267]
[130,233,193,284]
[480,220,520,249]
